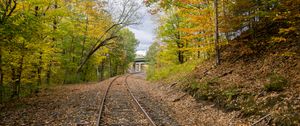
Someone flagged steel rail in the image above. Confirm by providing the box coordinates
[96,76,121,126]
[96,74,156,126]
[125,74,157,126]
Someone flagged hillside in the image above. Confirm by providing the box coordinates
[144,1,300,124]
[158,33,300,125]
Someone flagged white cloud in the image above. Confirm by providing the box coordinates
[127,1,158,52]
[128,28,153,43]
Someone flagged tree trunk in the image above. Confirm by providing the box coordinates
[81,16,88,60]
[15,46,25,98]
[214,0,221,65]
[11,43,25,98]
[11,68,17,98]
[115,63,118,76]
[47,2,58,85]
[122,63,126,74]
[176,41,184,64]
[100,61,105,81]
[222,0,230,41]
[0,47,3,103]
[198,45,201,59]
[77,36,117,72]
[109,56,112,77]
[46,2,58,84]
[178,51,184,64]
[71,36,75,63]
[36,52,42,93]
[46,64,51,84]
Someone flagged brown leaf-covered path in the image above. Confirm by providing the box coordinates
[0,73,245,125]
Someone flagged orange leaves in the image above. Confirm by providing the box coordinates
[177,0,206,5]
[174,0,216,55]
[271,37,287,43]
[153,0,225,64]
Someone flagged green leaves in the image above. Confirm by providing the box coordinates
[0,0,140,100]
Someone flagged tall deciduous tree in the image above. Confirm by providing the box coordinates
[0,0,141,101]
[214,0,220,65]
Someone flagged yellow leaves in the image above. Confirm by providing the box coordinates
[273,14,286,21]
[178,45,214,52]
[178,28,198,34]
[280,52,297,57]
[157,0,218,61]
[271,37,287,43]
[279,27,297,35]
[81,1,98,16]
[178,0,208,5]
[156,49,177,66]
[296,13,300,18]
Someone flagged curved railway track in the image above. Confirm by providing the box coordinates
[96,74,157,126]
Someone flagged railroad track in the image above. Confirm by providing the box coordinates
[96,74,157,126]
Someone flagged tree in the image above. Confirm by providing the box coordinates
[77,0,142,71]
[145,0,299,75]
[214,0,220,65]
[146,0,222,64]
[146,41,160,65]
[158,11,186,64]
[0,0,18,102]
[0,0,142,101]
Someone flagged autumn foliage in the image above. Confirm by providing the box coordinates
[0,0,139,101]
[145,0,300,125]
[146,0,299,70]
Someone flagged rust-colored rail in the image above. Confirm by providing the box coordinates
[96,74,156,126]
[96,76,120,126]
[125,74,157,126]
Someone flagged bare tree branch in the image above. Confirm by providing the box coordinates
[77,36,118,72]
[77,0,142,71]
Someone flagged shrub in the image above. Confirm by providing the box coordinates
[264,73,288,92]
[146,60,198,81]
[223,88,239,101]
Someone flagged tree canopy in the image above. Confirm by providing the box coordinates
[145,0,299,79]
[0,0,140,101]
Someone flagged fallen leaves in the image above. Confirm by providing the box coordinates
[0,81,109,125]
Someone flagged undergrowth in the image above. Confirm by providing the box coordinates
[146,60,199,81]
[183,74,298,125]
[154,65,298,125]
[264,73,288,92]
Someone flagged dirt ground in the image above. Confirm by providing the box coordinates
[0,79,111,126]
[1,74,249,126]
[128,73,248,126]
[101,76,150,125]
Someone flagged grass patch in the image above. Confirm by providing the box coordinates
[147,57,297,125]
[146,60,199,81]
[264,73,288,92]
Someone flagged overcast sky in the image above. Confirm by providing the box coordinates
[127,1,158,56]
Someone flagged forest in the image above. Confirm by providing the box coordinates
[145,0,299,75]
[145,0,299,125]
[0,0,140,102]
[0,0,299,125]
